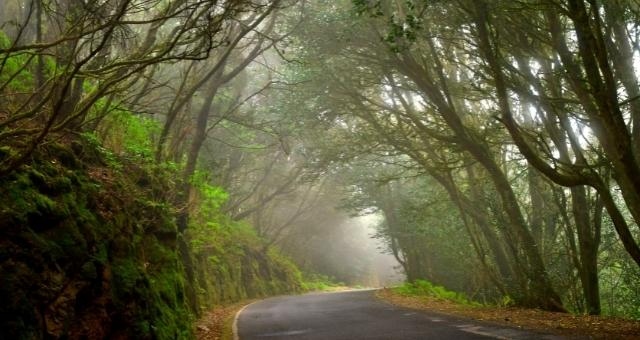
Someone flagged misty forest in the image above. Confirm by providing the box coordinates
[2,0,640,338]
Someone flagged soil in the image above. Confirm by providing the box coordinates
[377,289,640,340]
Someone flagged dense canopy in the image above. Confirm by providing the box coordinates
[2,0,640,337]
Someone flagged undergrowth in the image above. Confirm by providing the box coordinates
[0,39,305,338]
[302,273,345,292]
[394,280,482,307]
[0,108,305,338]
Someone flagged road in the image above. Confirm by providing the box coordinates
[236,290,564,340]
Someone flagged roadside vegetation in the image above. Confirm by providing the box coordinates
[302,273,348,292]
[379,286,640,339]
[3,0,640,338]
[279,0,640,319]
[0,0,379,337]
[0,115,304,338]
[393,280,480,307]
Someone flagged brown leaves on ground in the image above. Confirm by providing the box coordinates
[377,289,640,339]
[196,301,256,340]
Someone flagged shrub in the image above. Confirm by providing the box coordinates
[394,279,481,307]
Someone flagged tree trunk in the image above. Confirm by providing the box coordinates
[472,1,564,311]
[571,186,601,315]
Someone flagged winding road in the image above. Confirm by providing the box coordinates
[236,290,564,340]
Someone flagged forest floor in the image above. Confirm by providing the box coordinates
[377,288,640,339]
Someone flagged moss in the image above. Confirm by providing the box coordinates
[80,261,98,280]
[0,137,304,339]
[48,221,89,262]
[48,142,81,169]
[27,168,48,189]
[0,146,15,162]
[113,259,144,296]
[92,243,109,264]
[146,269,192,339]
[22,227,63,263]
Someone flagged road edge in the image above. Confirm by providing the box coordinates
[232,301,257,340]
[230,289,378,340]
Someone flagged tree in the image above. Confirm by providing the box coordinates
[0,0,264,176]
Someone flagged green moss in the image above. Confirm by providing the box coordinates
[113,259,143,294]
[0,31,34,92]
[0,30,10,48]
[0,146,15,161]
[0,136,305,339]
[49,143,81,169]
[80,261,98,280]
[92,243,109,264]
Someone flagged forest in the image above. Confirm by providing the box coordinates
[1,0,640,338]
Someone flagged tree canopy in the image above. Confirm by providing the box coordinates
[2,0,640,323]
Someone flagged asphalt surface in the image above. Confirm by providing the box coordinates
[236,290,564,340]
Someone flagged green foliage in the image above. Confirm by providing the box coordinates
[100,108,160,160]
[0,30,9,47]
[0,31,34,92]
[499,295,515,308]
[302,273,344,292]
[351,0,422,52]
[600,260,640,319]
[0,30,63,96]
[191,170,229,216]
[80,131,119,167]
[189,212,304,308]
[394,280,482,307]
[0,140,196,339]
[113,258,144,293]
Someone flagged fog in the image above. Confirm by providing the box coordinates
[269,184,405,287]
[311,213,405,287]
[348,214,405,287]
[2,0,640,318]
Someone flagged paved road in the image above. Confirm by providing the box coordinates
[236,290,564,340]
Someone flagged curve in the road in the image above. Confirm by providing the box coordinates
[236,290,565,340]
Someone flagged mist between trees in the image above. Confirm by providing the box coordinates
[1,0,640,324]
